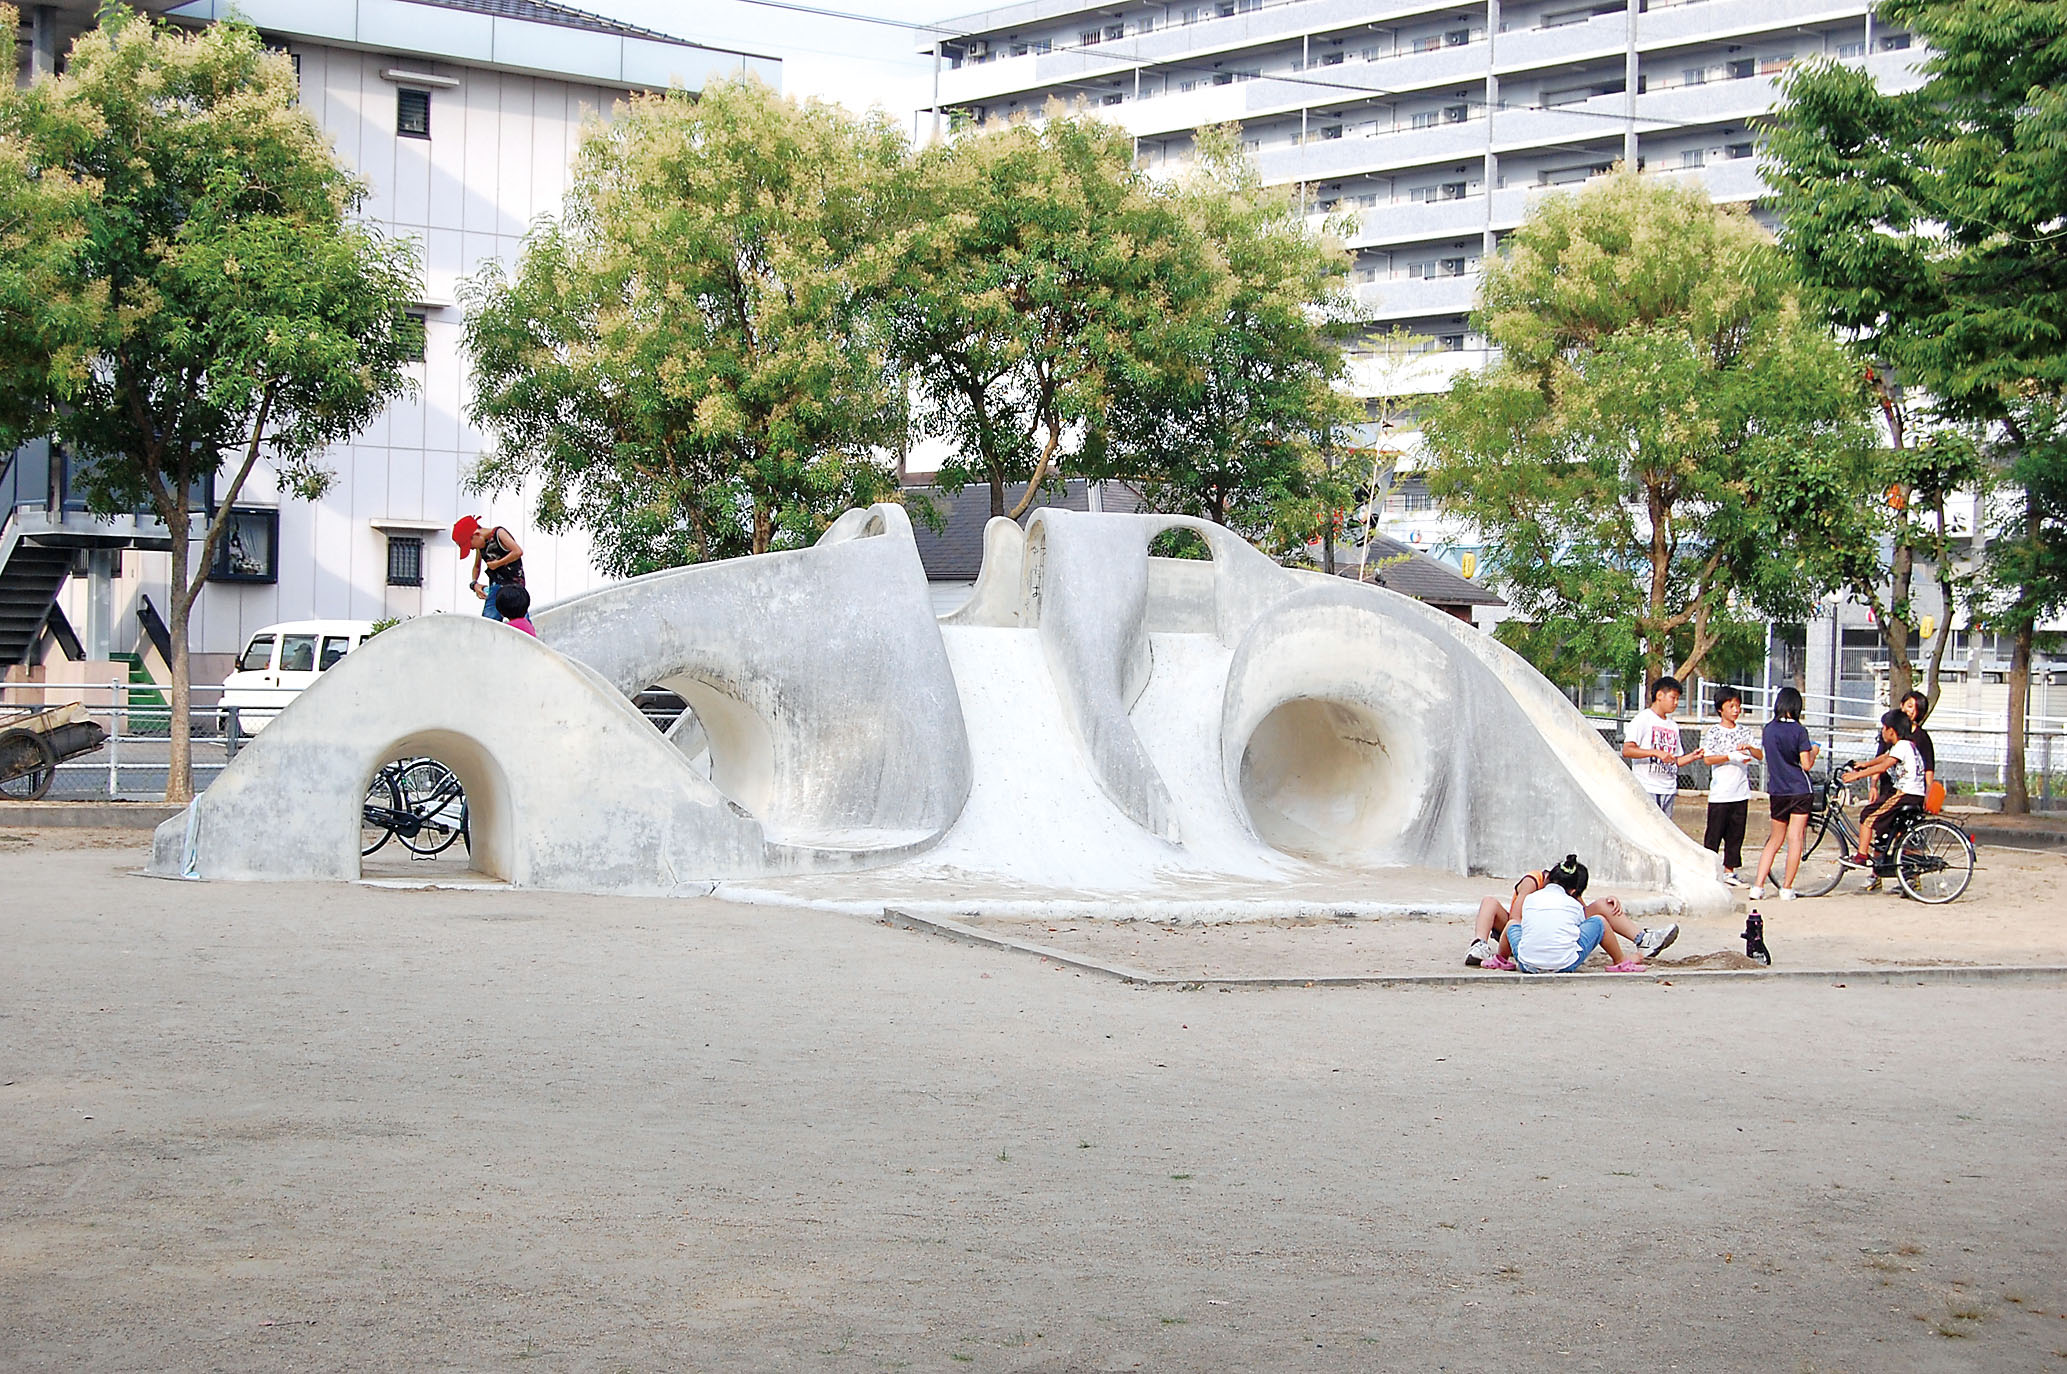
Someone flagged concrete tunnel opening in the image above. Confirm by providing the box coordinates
[1236,697,1415,865]
[358,730,512,882]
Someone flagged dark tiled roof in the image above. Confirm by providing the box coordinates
[1321,532,1505,608]
[904,479,1113,579]
[406,0,693,45]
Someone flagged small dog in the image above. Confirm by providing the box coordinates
[1742,909,1771,966]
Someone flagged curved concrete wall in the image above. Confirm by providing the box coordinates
[533,503,972,855]
[149,615,769,893]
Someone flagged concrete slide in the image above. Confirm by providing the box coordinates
[151,503,1727,917]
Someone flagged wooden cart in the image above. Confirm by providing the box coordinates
[0,702,109,801]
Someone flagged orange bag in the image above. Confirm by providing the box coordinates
[1925,780,1946,814]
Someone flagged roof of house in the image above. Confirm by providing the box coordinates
[406,0,691,44]
[1319,533,1506,608]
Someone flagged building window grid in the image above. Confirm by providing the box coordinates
[397,87,430,139]
[386,535,424,588]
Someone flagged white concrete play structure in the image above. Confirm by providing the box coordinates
[151,504,1729,917]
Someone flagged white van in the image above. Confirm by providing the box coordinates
[218,619,375,733]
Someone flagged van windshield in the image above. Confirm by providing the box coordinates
[279,634,318,673]
[237,635,274,673]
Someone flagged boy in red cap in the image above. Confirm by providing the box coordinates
[452,515,524,620]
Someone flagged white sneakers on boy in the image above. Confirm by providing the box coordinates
[1747,885,1764,900]
[1465,936,1499,968]
[1636,924,1680,959]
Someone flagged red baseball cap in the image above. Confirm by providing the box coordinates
[451,515,481,550]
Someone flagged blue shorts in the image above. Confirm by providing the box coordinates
[1514,915,1605,974]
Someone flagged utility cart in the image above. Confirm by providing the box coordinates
[0,702,109,801]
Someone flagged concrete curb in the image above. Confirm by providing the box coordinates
[0,802,184,830]
[880,909,2067,990]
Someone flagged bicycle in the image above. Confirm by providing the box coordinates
[1772,767,1975,903]
[361,758,469,858]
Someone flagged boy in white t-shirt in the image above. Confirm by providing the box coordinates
[1484,856,1647,974]
[1622,676,1701,817]
[1699,686,1764,885]
[1843,710,1927,866]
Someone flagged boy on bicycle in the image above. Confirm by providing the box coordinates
[1842,710,1927,868]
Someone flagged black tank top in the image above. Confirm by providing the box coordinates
[482,528,524,585]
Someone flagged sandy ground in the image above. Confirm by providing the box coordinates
[3,828,2065,1371]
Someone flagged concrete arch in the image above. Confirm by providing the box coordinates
[152,615,770,893]
[534,502,971,858]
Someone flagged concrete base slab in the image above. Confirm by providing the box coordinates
[0,802,183,829]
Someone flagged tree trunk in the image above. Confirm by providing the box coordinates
[164,510,194,805]
[1925,541,1955,705]
[989,473,1005,519]
[2005,618,2033,814]
[1884,537,1913,704]
[752,500,772,556]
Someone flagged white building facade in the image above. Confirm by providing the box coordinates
[920,0,1923,563]
[10,0,776,682]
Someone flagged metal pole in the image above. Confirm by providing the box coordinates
[108,678,121,798]
[931,43,942,144]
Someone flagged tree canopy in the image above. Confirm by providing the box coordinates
[462,78,906,571]
[1083,126,1361,554]
[886,110,1210,521]
[1420,171,1881,686]
[0,7,419,800]
[1764,0,2067,809]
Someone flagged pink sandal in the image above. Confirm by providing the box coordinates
[1606,960,1647,973]
[1481,954,1516,971]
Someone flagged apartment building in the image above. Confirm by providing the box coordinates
[3,0,776,683]
[921,0,1923,556]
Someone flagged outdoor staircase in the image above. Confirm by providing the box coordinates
[0,537,72,665]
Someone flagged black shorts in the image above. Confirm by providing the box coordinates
[1861,792,1922,828]
[1769,793,1812,821]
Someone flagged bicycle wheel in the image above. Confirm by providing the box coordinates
[362,766,400,856]
[1895,819,1975,904]
[396,759,467,856]
[1781,810,1848,898]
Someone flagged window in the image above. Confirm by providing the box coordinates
[1726,58,1754,79]
[278,634,317,673]
[1758,54,1794,75]
[1033,38,1052,53]
[1411,110,1440,128]
[1880,33,1911,50]
[1436,256,1467,276]
[1182,6,1204,22]
[1445,28,1470,45]
[1440,180,1467,199]
[1101,92,1123,105]
[1726,141,1755,159]
[1321,51,1343,65]
[1682,66,1707,86]
[398,310,426,362]
[1213,71,1234,85]
[1137,16,1154,34]
[210,507,279,583]
[1080,28,1101,44]
[1104,23,1124,40]
[1010,42,1028,56]
[1836,40,1864,58]
[1438,333,1465,352]
[1680,148,1705,168]
[1321,124,1343,139]
[387,535,424,588]
[1414,35,1442,53]
[1443,103,1469,123]
[396,87,431,139]
[237,635,275,674]
[319,636,353,671]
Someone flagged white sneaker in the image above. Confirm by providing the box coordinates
[1636,924,1681,959]
[1721,872,1744,887]
[1747,885,1764,900]
[1778,889,1797,901]
[1465,936,1498,968]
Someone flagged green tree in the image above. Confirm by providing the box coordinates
[1085,126,1361,555]
[462,78,904,571]
[0,7,98,453]
[888,110,1209,520]
[1763,0,2067,810]
[3,9,418,802]
[1420,171,1881,686]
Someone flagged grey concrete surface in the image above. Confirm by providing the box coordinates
[3,840,2064,1372]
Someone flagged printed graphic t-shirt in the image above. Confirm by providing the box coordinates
[1763,719,1815,797]
[1889,738,1926,796]
[1701,722,1757,804]
[1626,709,1683,795]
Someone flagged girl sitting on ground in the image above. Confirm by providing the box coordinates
[1472,855,1667,973]
[1465,858,1677,967]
